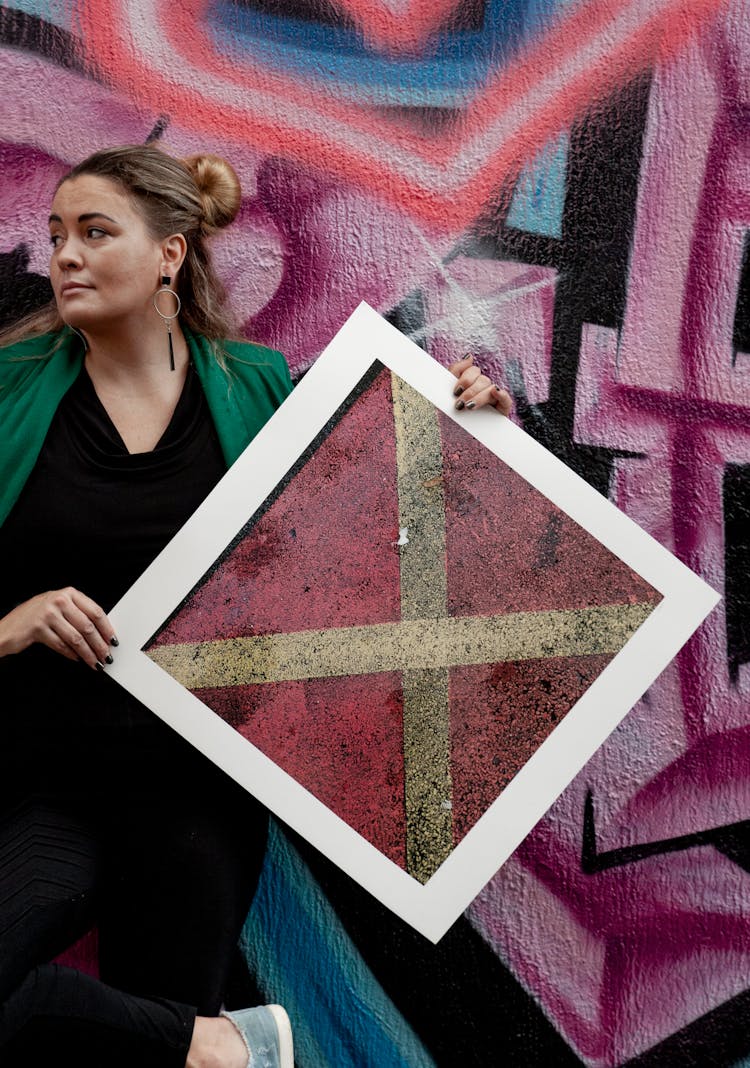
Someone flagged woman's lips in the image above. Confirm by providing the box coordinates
[60,283,91,296]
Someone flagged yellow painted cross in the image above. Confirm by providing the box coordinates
[148,375,653,882]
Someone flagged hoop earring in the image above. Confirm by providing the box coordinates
[153,275,181,371]
[71,326,89,353]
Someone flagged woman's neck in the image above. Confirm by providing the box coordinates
[80,319,192,452]
[81,318,190,388]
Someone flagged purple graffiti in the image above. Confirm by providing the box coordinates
[468,15,750,1064]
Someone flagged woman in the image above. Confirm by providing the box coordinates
[0,143,510,1066]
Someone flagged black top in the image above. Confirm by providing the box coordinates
[0,364,225,614]
[0,365,227,795]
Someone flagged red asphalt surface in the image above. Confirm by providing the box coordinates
[151,370,660,869]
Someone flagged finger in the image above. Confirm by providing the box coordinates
[457,374,493,404]
[457,382,497,411]
[69,589,117,650]
[490,385,513,416]
[48,616,103,668]
[452,366,482,401]
[37,624,81,662]
[448,353,474,379]
[57,601,112,666]
[456,381,513,415]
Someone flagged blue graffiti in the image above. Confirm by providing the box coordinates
[506,131,568,238]
[241,820,437,1068]
[210,0,574,107]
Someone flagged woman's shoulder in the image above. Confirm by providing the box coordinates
[188,334,293,462]
[222,339,293,406]
[0,331,64,364]
[221,338,290,374]
[0,332,75,397]
[190,333,293,396]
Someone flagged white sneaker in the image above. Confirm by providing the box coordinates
[222,1004,294,1068]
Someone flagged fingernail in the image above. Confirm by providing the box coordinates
[110,636,119,647]
[105,654,114,665]
[455,399,465,410]
[466,401,476,409]
[453,385,464,397]
[95,661,105,672]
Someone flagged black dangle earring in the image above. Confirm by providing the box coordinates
[153,275,182,371]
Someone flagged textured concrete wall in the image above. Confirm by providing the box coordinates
[2,0,750,1063]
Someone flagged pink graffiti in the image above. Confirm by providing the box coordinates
[0,54,460,375]
[0,53,284,346]
[416,256,557,401]
[249,169,454,370]
[72,0,725,226]
[4,1,750,1057]
[328,0,466,53]
[468,11,750,1064]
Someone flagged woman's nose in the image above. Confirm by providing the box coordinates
[57,239,84,269]
[61,251,83,269]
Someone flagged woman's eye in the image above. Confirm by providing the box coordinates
[49,234,62,247]
[87,227,107,239]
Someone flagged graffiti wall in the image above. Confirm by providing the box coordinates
[2,0,749,1063]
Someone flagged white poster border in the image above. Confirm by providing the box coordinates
[107,302,720,942]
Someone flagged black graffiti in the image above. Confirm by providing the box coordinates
[623,977,750,1066]
[292,830,585,1068]
[725,465,750,682]
[733,232,750,360]
[0,245,52,329]
[230,0,356,29]
[460,73,654,498]
[0,6,83,70]
[146,115,171,143]
[581,788,750,874]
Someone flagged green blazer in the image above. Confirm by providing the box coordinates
[0,327,293,528]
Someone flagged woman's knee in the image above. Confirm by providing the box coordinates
[0,799,99,999]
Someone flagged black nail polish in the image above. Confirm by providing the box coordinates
[105,654,114,665]
[95,661,104,671]
[110,636,119,647]
[466,401,476,409]
[453,385,464,397]
[455,399,465,410]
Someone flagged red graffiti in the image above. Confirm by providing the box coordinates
[74,0,724,226]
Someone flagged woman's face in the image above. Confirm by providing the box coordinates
[49,174,167,334]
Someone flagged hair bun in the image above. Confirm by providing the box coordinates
[182,153,241,233]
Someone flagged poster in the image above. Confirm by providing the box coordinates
[107,302,719,941]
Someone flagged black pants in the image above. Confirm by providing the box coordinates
[0,730,268,1067]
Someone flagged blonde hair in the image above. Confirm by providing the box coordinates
[0,144,242,349]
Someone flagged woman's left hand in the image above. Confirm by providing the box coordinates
[449,355,512,416]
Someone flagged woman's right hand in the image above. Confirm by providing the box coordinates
[0,588,116,669]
